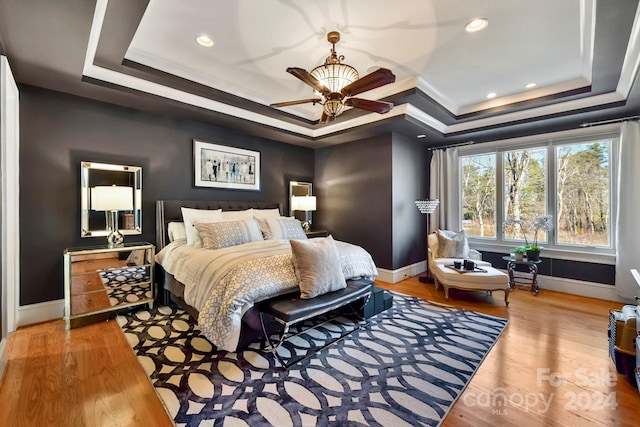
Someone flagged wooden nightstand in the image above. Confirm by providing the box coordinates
[305,230,329,238]
[64,242,155,328]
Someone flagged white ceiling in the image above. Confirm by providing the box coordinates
[124,0,593,120]
[2,0,638,147]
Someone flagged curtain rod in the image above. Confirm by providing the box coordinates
[580,115,640,128]
[427,140,475,151]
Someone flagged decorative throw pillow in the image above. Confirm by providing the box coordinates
[262,217,308,240]
[181,207,223,247]
[436,229,470,258]
[290,236,346,299]
[194,219,263,250]
[167,222,187,243]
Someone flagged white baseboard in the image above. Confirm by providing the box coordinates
[530,274,630,303]
[0,338,7,381]
[17,299,64,328]
[377,261,426,284]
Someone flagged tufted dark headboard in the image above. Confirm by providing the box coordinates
[156,200,282,250]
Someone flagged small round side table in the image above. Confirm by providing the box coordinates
[502,256,541,295]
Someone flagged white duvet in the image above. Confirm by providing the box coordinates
[155,239,378,351]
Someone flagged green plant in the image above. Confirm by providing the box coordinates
[513,246,526,254]
[526,245,540,252]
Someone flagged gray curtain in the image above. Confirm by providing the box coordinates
[615,121,640,300]
[429,148,460,232]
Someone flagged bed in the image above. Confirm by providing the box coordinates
[155,200,378,352]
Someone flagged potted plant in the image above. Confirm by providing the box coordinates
[503,215,553,262]
[513,246,526,261]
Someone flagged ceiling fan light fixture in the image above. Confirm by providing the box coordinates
[311,63,359,94]
[323,99,345,117]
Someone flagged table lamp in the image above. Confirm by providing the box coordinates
[91,185,134,247]
[291,195,317,231]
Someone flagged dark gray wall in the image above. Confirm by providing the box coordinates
[314,133,429,271]
[19,85,314,305]
[392,133,430,270]
[315,134,393,268]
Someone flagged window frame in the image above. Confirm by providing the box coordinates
[457,128,619,264]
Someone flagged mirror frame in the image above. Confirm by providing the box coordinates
[81,161,142,237]
[289,181,312,219]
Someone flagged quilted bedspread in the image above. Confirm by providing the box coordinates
[155,239,377,351]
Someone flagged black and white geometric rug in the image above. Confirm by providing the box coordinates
[99,267,152,306]
[117,292,508,427]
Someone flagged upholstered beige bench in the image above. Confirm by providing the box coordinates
[433,264,510,306]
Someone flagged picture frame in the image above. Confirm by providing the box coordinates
[194,139,261,191]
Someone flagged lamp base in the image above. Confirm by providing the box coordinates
[418,275,435,284]
[107,230,124,248]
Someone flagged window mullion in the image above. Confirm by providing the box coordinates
[496,152,504,245]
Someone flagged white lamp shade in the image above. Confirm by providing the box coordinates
[292,195,317,211]
[91,185,133,211]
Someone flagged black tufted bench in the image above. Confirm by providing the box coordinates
[258,278,373,369]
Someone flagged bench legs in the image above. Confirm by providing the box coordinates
[260,297,370,370]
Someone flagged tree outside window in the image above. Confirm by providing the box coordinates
[459,137,613,250]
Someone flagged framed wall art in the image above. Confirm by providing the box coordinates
[194,139,261,191]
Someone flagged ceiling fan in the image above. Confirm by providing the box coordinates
[271,31,396,122]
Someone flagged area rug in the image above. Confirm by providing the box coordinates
[99,266,152,306]
[117,292,508,427]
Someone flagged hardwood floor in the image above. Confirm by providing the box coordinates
[0,277,638,426]
[377,278,640,427]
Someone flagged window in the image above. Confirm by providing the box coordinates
[461,154,496,238]
[460,135,616,253]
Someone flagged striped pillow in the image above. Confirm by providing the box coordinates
[194,219,263,250]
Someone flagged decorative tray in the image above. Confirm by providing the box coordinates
[444,265,487,274]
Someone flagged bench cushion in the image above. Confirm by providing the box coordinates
[259,279,372,323]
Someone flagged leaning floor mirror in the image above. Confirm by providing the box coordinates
[80,161,142,239]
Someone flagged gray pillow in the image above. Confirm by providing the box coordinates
[262,217,308,240]
[194,219,263,250]
[436,229,470,258]
[290,236,346,299]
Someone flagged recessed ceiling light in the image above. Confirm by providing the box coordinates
[486,92,497,99]
[196,35,214,47]
[526,82,537,89]
[417,134,427,138]
[465,18,489,33]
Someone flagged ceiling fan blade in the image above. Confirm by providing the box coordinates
[270,98,322,108]
[345,98,394,114]
[286,67,330,95]
[341,68,396,97]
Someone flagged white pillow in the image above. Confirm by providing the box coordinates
[181,207,223,247]
[167,222,187,243]
[262,217,307,240]
[436,229,470,259]
[194,219,264,250]
[252,208,281,219]
[219,209,254,221]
